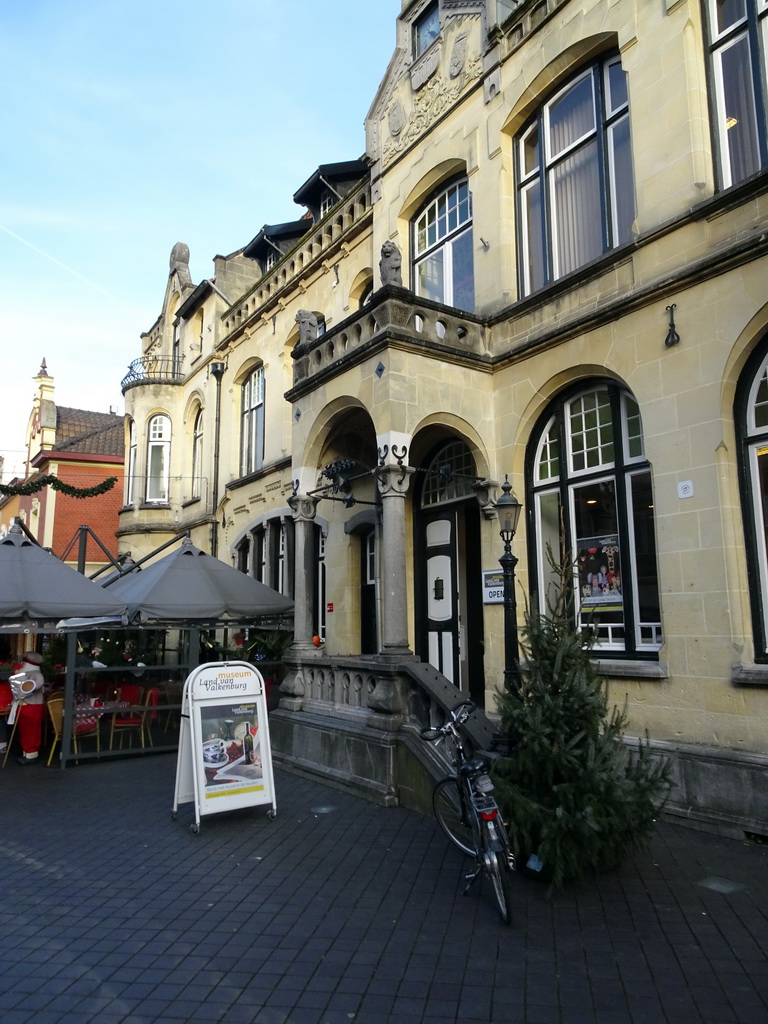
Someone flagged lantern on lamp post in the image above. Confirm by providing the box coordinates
[495,475,522,691]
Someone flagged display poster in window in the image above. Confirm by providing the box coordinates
[172,661,276,833]
[576,535,622,611]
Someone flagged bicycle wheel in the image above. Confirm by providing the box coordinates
[483,827,514,925]
[483,843,513,925]
[433,778,477,856]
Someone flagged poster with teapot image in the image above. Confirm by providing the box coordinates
[200,702,263,788]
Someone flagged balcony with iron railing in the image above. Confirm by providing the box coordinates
[121,356,185,392]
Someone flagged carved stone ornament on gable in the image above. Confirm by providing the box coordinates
[388,100,406,138]
[383,51,482,167]
[410,43,441,91]
[450,32,468,78]
[441,0,486,12]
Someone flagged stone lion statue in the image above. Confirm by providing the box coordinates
[295,309,318,346]
[379,241,402,287]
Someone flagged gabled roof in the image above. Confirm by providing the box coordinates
[50,408,125,458]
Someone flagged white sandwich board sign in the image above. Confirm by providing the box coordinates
[172,661,276,833]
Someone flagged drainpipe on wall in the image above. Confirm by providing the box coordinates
[210,361,226,558]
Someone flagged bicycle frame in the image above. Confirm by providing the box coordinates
[421,699,515,923]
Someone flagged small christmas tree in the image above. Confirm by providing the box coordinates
[492,551,672,890]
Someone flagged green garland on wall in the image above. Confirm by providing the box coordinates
[0,474,118,499]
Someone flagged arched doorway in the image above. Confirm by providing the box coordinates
[414,439,484,702]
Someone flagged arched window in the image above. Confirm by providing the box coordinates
[516,53,635,296]
[421,440,478,507]
[527,382,661,656]
[146,414,171,504]
[241,367,265,476]
[250,515,295,598]
[736,338,768,658]
[126,420,137,505]
[705,0,768,189]
[412,177,474,312]
[191,409,203,500]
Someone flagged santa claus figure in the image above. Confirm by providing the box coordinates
[9,651,46,766]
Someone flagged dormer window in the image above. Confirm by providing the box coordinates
[265,250,278,272]
[415,2,440,57]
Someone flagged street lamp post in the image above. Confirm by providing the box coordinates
[496,475,522,691]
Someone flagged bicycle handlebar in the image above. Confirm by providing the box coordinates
[419,698,476,741]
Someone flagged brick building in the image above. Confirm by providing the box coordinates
[1,361,125,573]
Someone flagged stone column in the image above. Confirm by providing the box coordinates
[281,492,320,708]
[376,458,415,659]
[287,492,320,650]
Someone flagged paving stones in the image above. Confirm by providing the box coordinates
[0,753,766,1023]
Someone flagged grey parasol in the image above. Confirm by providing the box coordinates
[0,522,128,625]
[104,536,294,624]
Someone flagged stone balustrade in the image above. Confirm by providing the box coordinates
[221,184,373,338]
[291,286,488,390]
[270,652,497,808]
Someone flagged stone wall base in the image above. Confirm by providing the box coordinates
[649,738,768,839]
[270,708,768,838]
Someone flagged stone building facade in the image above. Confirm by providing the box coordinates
[119,0,768,833]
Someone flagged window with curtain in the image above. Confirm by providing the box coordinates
[735,337,768,658]
[241,367,265,476]
[146,414,171,503]
[517,53,635,296]
[704,0,768,189]
[413,177,475,312]
[191,409,203,500]
[528,382,661,656]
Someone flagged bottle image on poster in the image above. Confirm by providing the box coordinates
[199,702,263,788]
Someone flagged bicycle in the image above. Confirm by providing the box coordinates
[420,698,515,924]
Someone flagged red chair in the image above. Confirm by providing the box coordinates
[109,687,158,749]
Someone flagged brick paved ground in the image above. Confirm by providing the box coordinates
[1,752,766,1024]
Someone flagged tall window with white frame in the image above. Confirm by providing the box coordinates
[412,177,475,312]
[241,367,265,476]
[736,337,768,659]
[146,414,171,504]
[516,53,635,296]
[704,0,768,189]
[319,190,335,217]
[191,409,203,500]
[527,381,662,658]
[126,419,137,504]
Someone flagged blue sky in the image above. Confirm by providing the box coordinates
[0,0,398,479]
